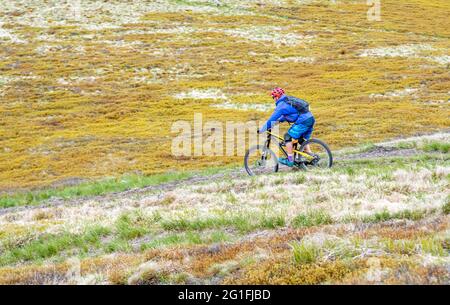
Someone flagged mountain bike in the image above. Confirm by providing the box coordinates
[244,129,333,176]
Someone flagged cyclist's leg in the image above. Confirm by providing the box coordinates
[287,123,304,142]
[301,117,315,153]
[279,132,294,166]
[284,132,294,156]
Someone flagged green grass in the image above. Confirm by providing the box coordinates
[290,241,322,265]
[104,239,132,253]
[0,226,111,266]
[356,142,377,153]
[334,154,449,181]
[293,174,306,184]
[291,210,333,228]
[396,141,417,149]
[377,237,447,257]
[420,238,447,257]
[383,238,418,255]
[115,212,153,240]
[361,209,429,223]
[422,141,450,154]
[260,215,286,229]
[443,197,450,215]
[141,234,184,250]
[0,166,232,209]
[140,231,231,250]
[160,213,286,233]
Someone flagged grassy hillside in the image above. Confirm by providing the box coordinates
[0,134,448,284]
[0,0,449,190]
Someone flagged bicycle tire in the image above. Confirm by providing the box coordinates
[244,145,279,176]
[298,138,333,169]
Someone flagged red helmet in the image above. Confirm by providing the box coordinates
[270,87,285,99]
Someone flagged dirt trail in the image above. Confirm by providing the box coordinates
[0,168,246,216]
[0,145,443,216]
[338,147,421,160]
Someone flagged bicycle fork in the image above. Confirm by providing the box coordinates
[261,138,272,161]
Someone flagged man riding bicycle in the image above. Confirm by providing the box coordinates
[258,87,315,167]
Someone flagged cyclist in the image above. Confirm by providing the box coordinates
[258,87,315,167]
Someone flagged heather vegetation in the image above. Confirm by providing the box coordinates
[0,0,449,285]
[0,0,449,190]
[0,134,448,284]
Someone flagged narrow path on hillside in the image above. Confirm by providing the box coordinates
[1,143,443,216]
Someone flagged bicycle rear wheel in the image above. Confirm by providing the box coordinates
[244,145,279,176]
[298,138,333,169]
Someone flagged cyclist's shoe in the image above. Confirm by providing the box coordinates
[278,157,294,167]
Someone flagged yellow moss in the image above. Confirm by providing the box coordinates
[224,256,360,284]
[0,0,449,190]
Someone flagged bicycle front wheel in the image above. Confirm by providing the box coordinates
[244,145,279,176]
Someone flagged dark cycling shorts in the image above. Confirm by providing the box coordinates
[284,117,315,142]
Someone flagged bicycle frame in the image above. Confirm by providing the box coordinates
[265,130,314,161]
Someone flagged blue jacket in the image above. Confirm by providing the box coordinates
[259,95,313,133]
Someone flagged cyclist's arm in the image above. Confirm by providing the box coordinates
[278,115,288,123]
[258,107,284,133]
